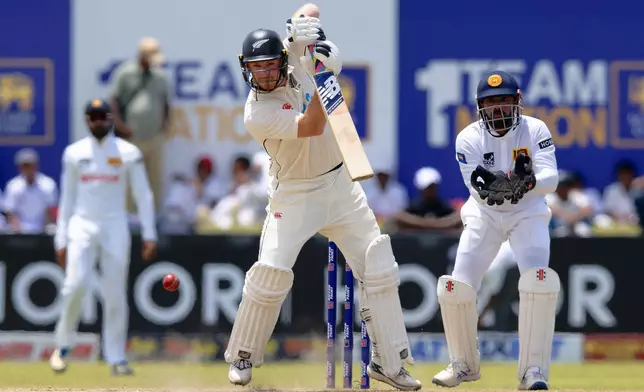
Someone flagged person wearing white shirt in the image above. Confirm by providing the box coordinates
[546,171,594,237]
[433,71,559,390]
[224,7,419,389]
[3,149,58,234]
[603,160,639,224]
[210,156,268,230]
[194,156,227,208]
[50,98,157,376]
[159,172,198,234]
[363,166,408,222]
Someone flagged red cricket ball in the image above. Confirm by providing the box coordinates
[162,273,180,291]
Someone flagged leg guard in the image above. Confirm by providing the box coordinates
[518,267,560,381]
[362,235,411,378]
[437,276,480,374]
[224,262,293,366]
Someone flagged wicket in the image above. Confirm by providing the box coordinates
[327,241,371,389]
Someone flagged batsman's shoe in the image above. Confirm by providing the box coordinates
[367,362,421,391]
[518,367,548,390]
[110,362,134,376]
[228,359,252,386]
[49,348,69,373]
[431,360,480,388]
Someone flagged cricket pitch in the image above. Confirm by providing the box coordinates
[0,362,640,391]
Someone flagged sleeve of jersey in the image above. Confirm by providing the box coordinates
[54,150,78,250]
[455,131,484,202]
[129,153,158,242]
[531,123,558,194]
[244,101,302,140]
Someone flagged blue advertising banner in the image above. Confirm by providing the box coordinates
[398,0,644,198]
[0,0,70,189]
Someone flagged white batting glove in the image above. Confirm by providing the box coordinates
[286,16,325,44]
[312,40,342,75]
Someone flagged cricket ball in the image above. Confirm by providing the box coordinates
[162,273,180,291]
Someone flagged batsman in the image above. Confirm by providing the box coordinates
[432,70,560,390]
[223,3,420,390]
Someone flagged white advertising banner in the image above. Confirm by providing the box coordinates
[72,0,397,190]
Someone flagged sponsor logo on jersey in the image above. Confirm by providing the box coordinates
[456,152,467,164]
[538,138,554,149]
[483,152,495,167]
[107,157,122,166]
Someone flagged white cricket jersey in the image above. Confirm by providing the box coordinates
[455,115,559,213]
[243,39,342,182]
[54,134,157,250]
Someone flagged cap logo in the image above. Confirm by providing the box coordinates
[92,99,103,107]
[252,39,269,51]
[488,74,503,87]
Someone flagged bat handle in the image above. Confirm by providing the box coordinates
[306,44,326,75]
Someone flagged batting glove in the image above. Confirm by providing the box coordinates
[312,40,342,75]
[286,16,325,44]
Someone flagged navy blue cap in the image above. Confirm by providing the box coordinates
[85,98,110,114]
[476,70,520,100]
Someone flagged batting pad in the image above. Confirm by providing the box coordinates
[518,267,560,381]
[437,276,480,374]
[363,235,412,378]
[224,262,293,366]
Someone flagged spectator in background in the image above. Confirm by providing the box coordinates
[195,155,227,209]
[162,155,228,234]
[110,37,171,211]
[571,171,604,215]
[210,156,267,231]
[362,165,408,223]
[159,171,197,235]
[546,170,594,237]
[603,160,639,225]
[3,149,58,234]
[395,167,460,231]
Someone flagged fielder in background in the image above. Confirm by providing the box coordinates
[224,3,420,390]
[50,98,157,376]
[432,71,560,390]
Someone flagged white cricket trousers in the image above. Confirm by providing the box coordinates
[258,164,382,279]
[54,214,131,365]
[452,198,552,291]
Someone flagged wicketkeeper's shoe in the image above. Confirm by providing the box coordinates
[228,359,252,386]
[50,348,69,373]
[518,367,548,390]
[367,362,422,391]
[110,362,134,376]
[431,360,480,388]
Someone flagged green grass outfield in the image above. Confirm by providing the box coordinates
[0,362,639,391]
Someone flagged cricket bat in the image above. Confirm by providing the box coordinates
[306,48,374,181]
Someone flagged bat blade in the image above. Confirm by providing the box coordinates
[312,66,373,182]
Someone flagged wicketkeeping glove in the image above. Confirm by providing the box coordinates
[286,16,325,44]
[508,152,536,204]
[470,166,514,206]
